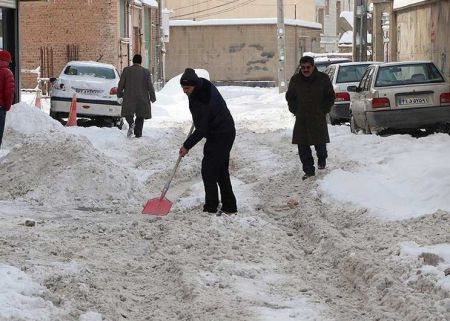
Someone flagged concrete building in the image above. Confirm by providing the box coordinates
[316,0,354,53]
[164,0,316,22]
[166,19,322,84]
[19,0,160,89]
[371,0,450,78]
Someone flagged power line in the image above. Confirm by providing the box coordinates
[192,0,257,19]
[171,0,243,19]
[171,0,256,19]
[172,0,216,11]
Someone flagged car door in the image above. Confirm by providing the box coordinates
[351,67,374,126]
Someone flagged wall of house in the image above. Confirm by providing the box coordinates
[395,1,450,77]
[165,24,321,83]
[285,25,321,77]
[165,0,316,22]
[20,0,120,88]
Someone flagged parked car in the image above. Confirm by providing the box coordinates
[348,61,450,134]
[295,57,352,74]
[313,57,352,72]
[50,61,123,128]
[324,61,381,124]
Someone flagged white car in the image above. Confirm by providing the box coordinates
[50,61,123,128]
[324,61,381,125]
[348,61,450,134]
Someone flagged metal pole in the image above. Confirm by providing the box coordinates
[277,0,286,93]
[159,0,166,86]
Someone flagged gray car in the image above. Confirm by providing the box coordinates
[348,61,450,134]
[325,62,381,125]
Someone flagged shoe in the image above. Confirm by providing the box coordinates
[302,173,315,180]
[318,160,326,170]
[221,210,237,215]
[127,123,135,138]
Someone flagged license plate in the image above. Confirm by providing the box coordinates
[72,87,102,95]
[398,97,429,105]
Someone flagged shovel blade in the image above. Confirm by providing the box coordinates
[142,197,173,216]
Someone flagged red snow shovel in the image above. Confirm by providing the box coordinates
[142,125,194,216]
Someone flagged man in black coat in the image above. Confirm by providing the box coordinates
[286,56,335,180]
[178,68,237,214]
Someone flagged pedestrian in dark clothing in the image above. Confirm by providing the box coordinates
[0,50,15,149]
[178,68,237,214]
[285,56,335,180]
[117,54,156,138]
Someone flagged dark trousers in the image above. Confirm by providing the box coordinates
[125,115,144,137]
[202,132,237,213]
[297,143,327,175]
[0,108,6,148]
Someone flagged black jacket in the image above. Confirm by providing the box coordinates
[183,79,235,150]
[285,68,335,145]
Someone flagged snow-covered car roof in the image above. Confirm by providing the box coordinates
[63,61,117,68]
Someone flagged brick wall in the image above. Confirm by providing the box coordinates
[20,0,120,88]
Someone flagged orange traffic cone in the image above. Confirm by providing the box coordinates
[34,90,43,110]
[66,94,78,127]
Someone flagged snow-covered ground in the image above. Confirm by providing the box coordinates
[1,73,449,321]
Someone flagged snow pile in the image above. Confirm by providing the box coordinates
[6,102,63,135]
[0,264,59,320]
[0,133,142,208]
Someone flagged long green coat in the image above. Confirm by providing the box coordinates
[117,64,156,119]
[285,68,335,145]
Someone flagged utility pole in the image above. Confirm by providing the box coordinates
[159,0,166,87]
[277,0,286,93]
[353,0,368,62]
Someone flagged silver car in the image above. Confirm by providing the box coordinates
[325,61,381,125]
[348,61,450,134]
[50,61,123,128]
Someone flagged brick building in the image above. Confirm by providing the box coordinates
[20,0,160,89]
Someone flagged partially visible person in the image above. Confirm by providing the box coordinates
[117,54,156,138]
[0,50,15,149]
[178,68,237,215]
[285,55,335,180]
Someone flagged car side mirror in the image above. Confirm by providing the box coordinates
[347,85,357,92]
[49,77,57,84]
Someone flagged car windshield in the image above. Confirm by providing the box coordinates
[64,65,116,79]
[295,58,351,73]
[375,63,444,87]
[336,64,371,83]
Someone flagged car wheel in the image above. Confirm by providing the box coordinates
[330,116,339,125]
[116,118,124,130]
[364,117,372,134]
[350,115,358,133]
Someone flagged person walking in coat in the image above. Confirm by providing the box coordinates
[0,50,15,149]
[117,54,156,138]
[178,68,237,215]
[285,56,335,180]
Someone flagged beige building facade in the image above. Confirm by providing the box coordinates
[166,20,321,83]
[164,0,316,22]
[371,0,450,78]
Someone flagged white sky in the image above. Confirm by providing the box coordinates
[1,70,449,320]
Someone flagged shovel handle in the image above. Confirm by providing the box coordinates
[159,124,195,200]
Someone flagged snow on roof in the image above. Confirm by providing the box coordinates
[393,0,428,10]
[339,31,353,44]
[134,0,158,8]
[340,11,354,28]
[170,18,322,29]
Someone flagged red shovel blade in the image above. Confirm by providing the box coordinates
[142,197,173,216]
